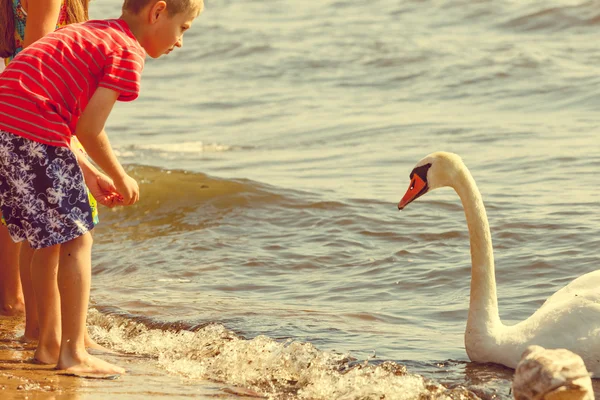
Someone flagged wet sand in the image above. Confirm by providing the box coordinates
[0,316,263,400]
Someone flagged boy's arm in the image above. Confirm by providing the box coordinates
[75,87,139,205]
[71,146,120,208]
[23,0,62,48]
[71,140,101,181]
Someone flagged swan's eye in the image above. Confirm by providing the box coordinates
[410,185,414,190]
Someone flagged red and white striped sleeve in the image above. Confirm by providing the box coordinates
[99,47,145,101]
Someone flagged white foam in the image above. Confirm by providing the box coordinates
[135,141,232,153]
[87,309,475,399]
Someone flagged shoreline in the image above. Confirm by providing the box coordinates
[0,314,263,399]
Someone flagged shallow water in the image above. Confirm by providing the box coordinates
[85,0,600,398]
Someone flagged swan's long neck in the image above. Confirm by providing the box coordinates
[452,166,502,335]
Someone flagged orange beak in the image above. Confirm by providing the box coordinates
[398,174,428,210]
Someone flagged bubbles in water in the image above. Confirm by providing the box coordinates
[88,309,479,399]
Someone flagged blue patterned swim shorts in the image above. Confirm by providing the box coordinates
[0,130,95,249]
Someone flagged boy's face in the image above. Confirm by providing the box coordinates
[146,2,201,58]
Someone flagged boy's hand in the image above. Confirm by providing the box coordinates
[85,173,119,208]
[114,174,139,206]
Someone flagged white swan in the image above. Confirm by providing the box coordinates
[397,152,600,376]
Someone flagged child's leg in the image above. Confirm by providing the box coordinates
[30,245,61,363]
[56,232,124,375]
[0,224,24,316]
[24,240,112,361]
[79,228,114,354]
[19,243,39,341]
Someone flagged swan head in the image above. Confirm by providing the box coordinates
[398,152,465,210]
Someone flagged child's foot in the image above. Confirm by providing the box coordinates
[33,343,60,365]
[58,353,125,377]
[85,329,116,354]
[85,337,116,354]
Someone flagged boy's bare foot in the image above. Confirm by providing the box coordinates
[58,352,125,377]
[85,329,116,354]
[33,342,61,365]
[85,337,116,354]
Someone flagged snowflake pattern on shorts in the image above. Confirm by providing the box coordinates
[0,130,94,249]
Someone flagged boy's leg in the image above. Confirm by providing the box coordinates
[24,237,109,354]
[56,232,124,375]
[0,224,24,316]
[0,131,119,373]
[19,243,39,341]
[31,244,61,363]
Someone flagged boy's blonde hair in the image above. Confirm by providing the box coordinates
[122,0,204,16]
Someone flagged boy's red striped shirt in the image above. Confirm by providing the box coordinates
[0,19,146,147]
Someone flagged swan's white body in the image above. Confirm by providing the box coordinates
[400,152,600,376]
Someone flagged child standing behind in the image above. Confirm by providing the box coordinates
[0,0,203,376]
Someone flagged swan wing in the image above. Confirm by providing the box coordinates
[540,270,600,309]
[504,270,600,375]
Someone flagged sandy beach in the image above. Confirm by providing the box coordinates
[0,315,263,400]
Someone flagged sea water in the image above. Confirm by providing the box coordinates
[87,0,600,398]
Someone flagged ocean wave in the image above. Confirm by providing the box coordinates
[95,168,266,241]
[95,165,350,240]
[87,309,479,399]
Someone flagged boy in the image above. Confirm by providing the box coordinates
[0,0,204,376]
